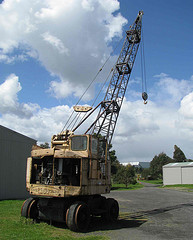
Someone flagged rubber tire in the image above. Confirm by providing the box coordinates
[28,199,38,219]
[66,202,90,232]
[104,198,119,222]
[21,198,34,218]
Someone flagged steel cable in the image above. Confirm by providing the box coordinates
[61,35,125,133]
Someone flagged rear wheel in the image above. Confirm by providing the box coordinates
[66,202,90,232]
[104,198,119,222]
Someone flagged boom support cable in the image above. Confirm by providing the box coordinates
[70,67,114,132]
[62,11,147,143]
[89,11,145,144]
[61,35,124,133]
[140,24,148,104]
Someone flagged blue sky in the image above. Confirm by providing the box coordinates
[120,0,193,85]
[0,0,193,163]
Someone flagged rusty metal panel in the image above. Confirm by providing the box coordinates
[87,180,110,195]
[30,184,81,197]
[26,157,32,190]
[31,148,54,157]
[73,106,92,112]
[54,149,88,158]
[91,160,98,179]
[0,125,36,200]
[81,159,89,186]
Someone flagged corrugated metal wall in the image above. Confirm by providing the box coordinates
[0,125,36,199]
[163,167,182,185]
[163,163,193,185]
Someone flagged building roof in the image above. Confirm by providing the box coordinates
[0,125,36,142]
[122,161,150,168]
[140,162,150,169]
[163,162,193,168]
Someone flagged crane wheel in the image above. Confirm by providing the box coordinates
[28,199,38,220]
[103,198,119,222]
[66,202,90,232]
[21,198,34,218]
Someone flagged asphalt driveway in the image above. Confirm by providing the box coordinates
[85,183,193,239]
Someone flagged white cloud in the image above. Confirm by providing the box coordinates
[105,13,128,41]
[0,105,71,142]
[152,73,193,106]
[0,0,193,163]
[0,74,21,112]
[1,73,193,162]
[49,78,94,100]
[99,0,120,13]
[154,73,168,78]
[0,75,72,141]
[112,74,193,163]
[0,74,92,142]
[42,32,69,55]
[177,92,193,133]
[0,51,27,63]
[115,99,159,138]
[0,0,127,100]
[81,0,95,11]
[0,74,39,117]
[112,99,173,162]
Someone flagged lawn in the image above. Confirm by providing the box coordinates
[111,183,143,191]
[0,200,107,240]
[140,179,163,185]
[162,184,193,190]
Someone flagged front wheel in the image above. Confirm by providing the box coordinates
[28,199,38,219]
[21,198,34,218]
[21,198,38,220]
[66,202,90,232]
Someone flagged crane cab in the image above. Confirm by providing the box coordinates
[26,133,111,198]
[22,132,117,232]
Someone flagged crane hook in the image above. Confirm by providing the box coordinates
[142,92,148,104]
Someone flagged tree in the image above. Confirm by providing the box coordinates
[150,152,173,179]
[40,142,50,149]
[110,149,120,174]
[114,164,136,187]
[173,145,186,162]
[109,144,120,175]
[141,168,151,180]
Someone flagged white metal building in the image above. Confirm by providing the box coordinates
[0,125,36,200]
[163,162,193,185]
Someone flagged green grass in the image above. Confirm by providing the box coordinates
[0,200,107,240]
[162,184,193,190]
[140,179,163,185]
[111,183,144,191]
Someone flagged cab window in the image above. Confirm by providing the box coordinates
[91,137,98,155]
[71,136,87,151]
